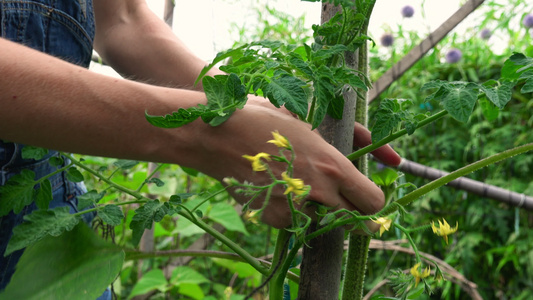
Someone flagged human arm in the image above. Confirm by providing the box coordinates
[92,0,223,89]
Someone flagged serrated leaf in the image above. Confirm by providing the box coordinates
[194,45,247,87]
[145,106,206,128]
[288,55,314,78]
[1,223,124,300]
[201,74,247,126]
[98,205,124,226]
[371,99,402,143]
[169,266,209,286]
[479,81,514,109]
[334,68,368,91]
[371,168,399,187]
[181,166,199,177]
[35,179,52,210]
[501,53,533,80]
[130,200,174,246]
[147,178,165,187]
[311,78,336,129]
[327,94,344,119]
[0,169,36,216]
[478,97,499,121]
[77,190,105,210]
[128,269,168,299]
[264,76,309,118]
[113,159,140,169]
[208,203,248,235]
[21,146,49,160]
[169,193,195,205]
[520,70,533,93]
[440,84,478,123]
[312,44,350,61]
[195,210,203,218]
[48,156,64,167]
[5,207,80,256]
[66,167,84,183]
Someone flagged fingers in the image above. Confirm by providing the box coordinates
[353,122,402,167]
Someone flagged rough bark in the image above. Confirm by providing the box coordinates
[298,3,356,300]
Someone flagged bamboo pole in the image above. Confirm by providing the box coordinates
[397,158,533,210]
[297,3,356,299]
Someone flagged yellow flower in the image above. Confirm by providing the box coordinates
[281,172,308,197]
[242,152,271,171]
[372,217,392,237]
[267,130,290,149]
[224,286,233,300]
[410,262,431,287]
[243,210,260,225]
[431,219,458,244]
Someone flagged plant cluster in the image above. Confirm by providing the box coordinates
[1,1,533,299]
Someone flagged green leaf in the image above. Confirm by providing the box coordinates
[169,266,209,286]
[130,200,175,246]
[371,168,400,187]
[0,169,36,216]
[48,156,64,167]
[1,223,124,300]
[208,203,249,235]
[371,99,402,143]
[501,53,533,80]
[145,106,206,128]
[147,178,165,187]
[478,97,499,121]
[202,74,247,126]
[479,81,514,109]
[169,193,194,206]
[113,159,140,169]
[127,269,168,299]
[440,83,478,123]
[178,283,205,300]
[311,77,336,129]
[66,167,84,183]
[194,45,247,87]
[264,75,309,118]
[176,217,205,237]
[21,146,49,160]
[35,179,52,210]
[520,70,533,93]
[77,190,105,210]
[211,258,262,287]
[98,205,124,226]
[334,68,368,91]
[181,166,200,177]
[5,207,80,256]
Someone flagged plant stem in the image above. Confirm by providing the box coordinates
[342,2,375,299]
[64,153,146,200]
[346,110,449,161]
[178,209,270,276]
[269,229,292,300]
[342,235,370,300]
[396,142,533,207]
[379,142,533,216]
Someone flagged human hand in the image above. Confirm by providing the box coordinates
[189,98,401,229]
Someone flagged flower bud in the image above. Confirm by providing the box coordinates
[380,33,394,47]
[401,5,415,18]
[445,48,462,64]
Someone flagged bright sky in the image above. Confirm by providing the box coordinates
[89,0,473,75]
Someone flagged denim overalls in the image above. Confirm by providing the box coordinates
[1,1,109,298]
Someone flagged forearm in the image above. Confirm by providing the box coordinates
[0,38,207,167]
[93,0,223,90]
